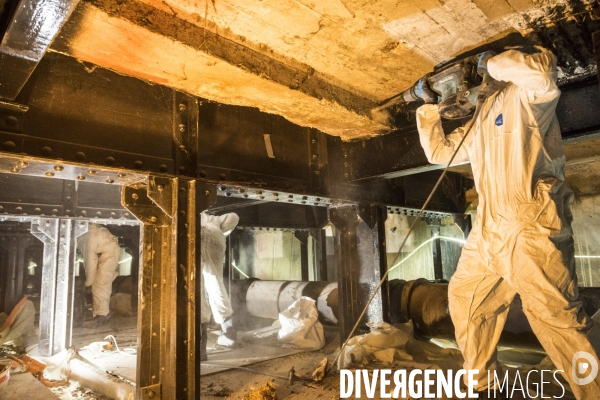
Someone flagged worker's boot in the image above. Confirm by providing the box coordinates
[217,316,237,347]
[200,323,208,362]
[82,314,112,329]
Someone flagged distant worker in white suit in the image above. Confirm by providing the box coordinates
[77,223,121,328]
[417,49,600,399]
[199,212,240,361]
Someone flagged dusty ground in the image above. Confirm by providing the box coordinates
[200,331,573,400]
[200,351,341,400]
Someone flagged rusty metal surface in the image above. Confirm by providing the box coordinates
[175,178,198,399]
[195,181,217,396]
[122,177,176,399]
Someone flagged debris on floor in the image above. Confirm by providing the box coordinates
[242,381,277,400]
[337,321,412,369]
[278,297,325,351]
[0,361,9,393]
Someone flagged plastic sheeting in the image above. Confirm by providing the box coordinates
[337,322,411,369]
[0,297,36,348]
[277,297,324,351]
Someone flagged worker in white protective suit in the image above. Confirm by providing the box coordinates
[77,224,121,328]
[199,212,239,361]
[417,50,600,399]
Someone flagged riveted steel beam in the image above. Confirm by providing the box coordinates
[31,217,59,356]
[122,176,176,400]
[0,0,81,100]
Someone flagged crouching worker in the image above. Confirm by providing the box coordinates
[199,212,239,361]
[77,224,121,329]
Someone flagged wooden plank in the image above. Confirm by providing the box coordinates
[51,3,388,139]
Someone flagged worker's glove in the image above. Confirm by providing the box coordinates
[477,50,497,75]
[415,73,437,103]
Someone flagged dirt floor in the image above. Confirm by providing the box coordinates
[200,351,341,400]
[200,325,574,400]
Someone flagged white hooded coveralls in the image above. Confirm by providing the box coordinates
[77,224,120,317]
[417,50,600,398]
[199,212,239,325]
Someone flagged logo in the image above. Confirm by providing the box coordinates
[572,351,599,386]
[495,114,503,126]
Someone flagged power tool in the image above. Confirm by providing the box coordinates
[373,51,495,121]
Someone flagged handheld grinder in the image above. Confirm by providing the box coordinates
[374,51,496,121]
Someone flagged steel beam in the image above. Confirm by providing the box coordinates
[309,228,328,281]
[0,233,34,312]
[29,218,84,356]
[328,206,361,342]
[356,204,390,324]
[294,231,310,281]
[0,0,81,100]
[195,181,217,395]
[31,217,59,356]
[122,176,177,400]
[340,79,600,181]
[175,179,197,400]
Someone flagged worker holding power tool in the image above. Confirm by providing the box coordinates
[416,49,600,399]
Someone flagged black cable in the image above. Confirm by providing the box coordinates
[201,363,313,382]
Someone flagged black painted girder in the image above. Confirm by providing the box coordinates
[342,78,600,182]
[0,0,81,100]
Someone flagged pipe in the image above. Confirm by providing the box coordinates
[231,278,600,351]
[62,358,134,400]
[242,280,338,324]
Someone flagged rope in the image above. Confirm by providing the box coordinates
[327,90,490,375]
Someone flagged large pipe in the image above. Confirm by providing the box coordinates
[231,278,600,350]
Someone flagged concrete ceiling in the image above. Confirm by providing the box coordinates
[49,0,597,139]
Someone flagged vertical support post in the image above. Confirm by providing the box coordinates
[195,182,217,396]
[5,236,19,312]
[357,204,390,324]
[427,218,444,281]
[294,231,310,281]
[4,235,35,312]
[328,206,360,342]
[31,218,59,356]
[319,229,328,281]
[31,218,88,357]
[68,221,88,347]
[52,219,72,355]
[122,176,177,400]
[174,178,200,399]
[309,228,327,281]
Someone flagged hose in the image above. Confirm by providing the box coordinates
[327,76,494,375]
[201,363,313,382]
